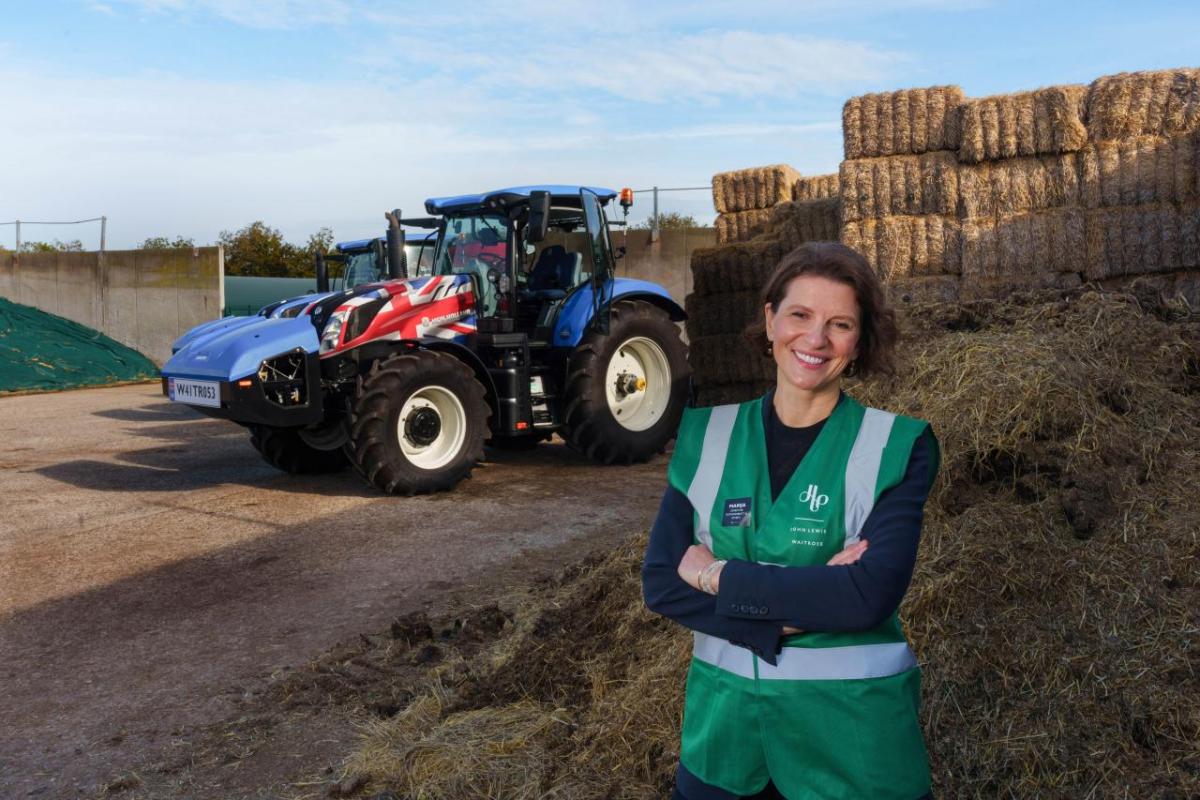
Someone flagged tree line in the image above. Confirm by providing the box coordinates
[0,222,335,279]
[3,214,709,277]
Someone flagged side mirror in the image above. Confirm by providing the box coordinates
[527,191,550,244]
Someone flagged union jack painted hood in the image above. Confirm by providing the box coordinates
[162,275,478,383]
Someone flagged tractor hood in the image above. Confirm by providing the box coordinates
[170,293,325,354]
[171,314,262,355]
[162,316,321,383]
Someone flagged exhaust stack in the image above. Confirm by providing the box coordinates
[385,209,407,280]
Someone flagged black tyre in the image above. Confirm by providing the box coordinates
[347,350,489,494]
[560,300,690,465]
[249,424,348,474]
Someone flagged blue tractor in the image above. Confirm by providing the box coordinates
[162,186,689,494]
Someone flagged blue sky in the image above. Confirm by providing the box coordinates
[2,0,1198,249]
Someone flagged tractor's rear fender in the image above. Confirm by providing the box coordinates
[337,338,500,423]
[550,278,685,348]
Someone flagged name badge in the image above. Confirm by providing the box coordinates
[722,497,752,527]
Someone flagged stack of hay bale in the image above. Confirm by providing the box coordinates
[1080,69,1200,294]
[688,169,842,406]
[839,86,966,303]
[712,164,799,244]
[954,84,1092,297]
[685,67,1200,407]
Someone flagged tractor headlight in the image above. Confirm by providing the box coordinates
[320,309,348,354]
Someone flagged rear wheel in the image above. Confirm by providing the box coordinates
[560,300,690,464]
[249,425,348,474]
[347,350,489,494]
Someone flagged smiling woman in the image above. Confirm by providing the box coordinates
[643,242,940,800]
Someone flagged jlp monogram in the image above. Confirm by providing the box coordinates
[798,484,829,513]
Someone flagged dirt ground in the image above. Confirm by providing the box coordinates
[0,383,669,799]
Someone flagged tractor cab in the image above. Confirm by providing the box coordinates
[424,185,624,343]
[319,230,438,293]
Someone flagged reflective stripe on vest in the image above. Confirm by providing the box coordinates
[695,631,917,681]
[843,407,896,546]
[685,404,739,550]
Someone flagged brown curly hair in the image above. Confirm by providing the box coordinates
[743,241,899,379]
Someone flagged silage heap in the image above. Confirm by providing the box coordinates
[349,286,1200,799]
[0,297,158,393]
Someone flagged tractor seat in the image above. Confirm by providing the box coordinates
[525,245,583,300]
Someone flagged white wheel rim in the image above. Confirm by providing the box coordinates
[605,336,672,432]
[397,385,467,470]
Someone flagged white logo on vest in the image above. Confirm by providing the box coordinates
[799,484,829,513]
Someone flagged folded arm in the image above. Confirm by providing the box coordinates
[715,428,939,632]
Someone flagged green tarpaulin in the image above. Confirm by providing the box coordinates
[0,297,158,393]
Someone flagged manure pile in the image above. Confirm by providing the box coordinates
[689,67,1200,402]
[348,287,1200,798]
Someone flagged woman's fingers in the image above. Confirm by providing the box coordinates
[677,544,715,589]
[826,539,868,566]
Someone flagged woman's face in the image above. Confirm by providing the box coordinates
[764,275,861,396]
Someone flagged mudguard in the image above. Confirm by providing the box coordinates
[163,316,320,383]
[550,278,686,348]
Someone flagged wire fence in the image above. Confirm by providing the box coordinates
[629,185,713,239]
[0,216,107,252]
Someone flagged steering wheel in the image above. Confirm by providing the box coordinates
[475,252,506,271]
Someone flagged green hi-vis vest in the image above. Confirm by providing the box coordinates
[667,394,933,800]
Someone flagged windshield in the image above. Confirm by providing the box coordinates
[432,214,509,276]
[340,251,380,290]
[332,240,434,289]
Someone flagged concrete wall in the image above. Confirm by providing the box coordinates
[613,228,716,304]
[0,247,223,366]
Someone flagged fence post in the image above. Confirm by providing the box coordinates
[651,187,660,243]
[100,216,107,252]
[14,220,20,253]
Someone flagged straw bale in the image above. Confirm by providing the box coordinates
[712,164,801,213]
[1079,133,1199,208]
[689,333,774,386]
[843,85,966,159]
[958,153,1083,219]
[1084,203,1200,280]
[690,237,786,297]
[715,208,772,244]
[684,289,762,340]
[792,173,840,201]
[962,208,1087,280]
[1086,68,1200,141]
[840,151,959,223]
[841,214,962,280]
[769,198,840,250]
[958,85,1088,163]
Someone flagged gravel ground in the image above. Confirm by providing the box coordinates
[0,384,668,798]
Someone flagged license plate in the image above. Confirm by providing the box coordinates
[168,377,221,408]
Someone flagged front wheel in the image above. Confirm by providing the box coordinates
[347,350,489,494]
[249,425,348,474]
[560,300,690,465]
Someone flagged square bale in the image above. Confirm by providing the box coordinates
[843,85,966,159]
[839,151,959,223]
[959,85,1088,163]
[712,165,802,213]
[1086,68,1200,141]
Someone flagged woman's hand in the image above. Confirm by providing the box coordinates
[677,544,716,592]
[782,539,869,634]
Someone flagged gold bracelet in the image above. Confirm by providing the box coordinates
[699,559,726,595]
